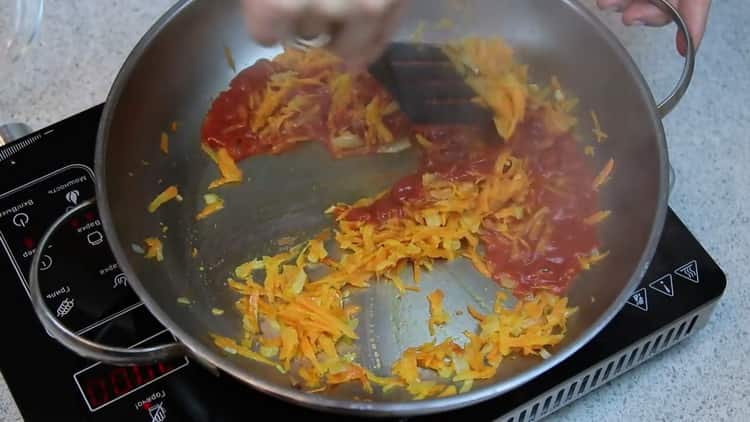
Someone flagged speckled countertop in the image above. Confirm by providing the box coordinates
[1,1,748,421]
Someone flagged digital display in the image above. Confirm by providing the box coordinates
[73,332,189,411]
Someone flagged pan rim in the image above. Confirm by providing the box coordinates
[94,0,669,416]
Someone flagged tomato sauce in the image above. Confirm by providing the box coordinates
[202,60,276,160]
[341,116,601,295]
[201,59,412,163]
[201,58,602,296]
[344,173,425,223]
[485,117,600,296]
[343,125,499,224]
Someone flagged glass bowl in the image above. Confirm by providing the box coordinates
[0,0,43,73]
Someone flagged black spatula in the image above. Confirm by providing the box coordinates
[368,42,494,125]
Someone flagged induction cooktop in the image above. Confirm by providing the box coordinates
[0,105,726,421]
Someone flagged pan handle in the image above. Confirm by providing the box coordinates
[29,198,186,365]
[649,0,696,118]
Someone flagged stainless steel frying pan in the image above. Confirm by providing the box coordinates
[29,0,694,416]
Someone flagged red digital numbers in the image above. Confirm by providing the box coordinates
[84,377,109,409]
[157,360,174,375]
[130,364,147,386]
[110,367,133,396]
[80,359,183,410]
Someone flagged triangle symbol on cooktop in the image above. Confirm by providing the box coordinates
[649,274,674,297]
[626,288,648,312]
[675,260,700,284]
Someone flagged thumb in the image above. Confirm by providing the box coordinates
[675,0,711,56]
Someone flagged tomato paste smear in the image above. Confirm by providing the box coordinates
[201,60,277,161]
[201,57,412,163]
[342,116,600,296]
[201,59,602,296]
[343,124,500,224]
[486,117,600,296]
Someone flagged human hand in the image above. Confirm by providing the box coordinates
[596,0,712,56]
[241,0,405,66]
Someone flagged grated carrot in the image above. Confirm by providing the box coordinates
[584,210,611,225]
[212,146,578,397]
[443,38,528,140]
[205,38,606,400]
[144,237,164,261]
[148,185,179,213]
[466,305,485,322]
[578,250,610,271]
[591,110,609,143]
[427,289,450,336]
[223,45,237,73]
[592,159,615,191]
[387,293,573,397]
[160,132,169,155]
[196,194,225,221]
[203,145,243,189]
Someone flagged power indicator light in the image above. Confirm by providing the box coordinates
[22,237,34,250]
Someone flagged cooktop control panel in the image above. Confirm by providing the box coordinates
[0,164,140,334]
